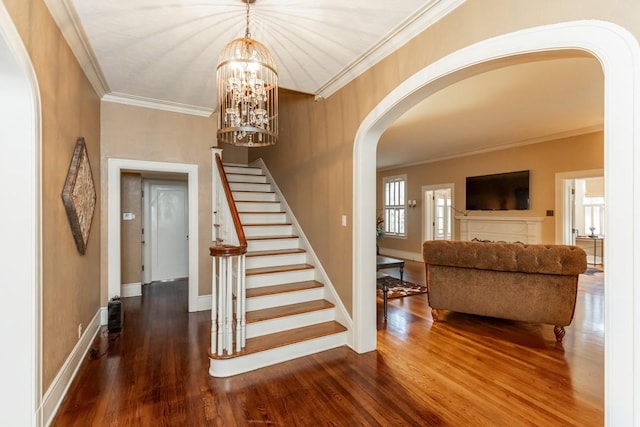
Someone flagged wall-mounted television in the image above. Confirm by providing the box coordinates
[465,170,530,210]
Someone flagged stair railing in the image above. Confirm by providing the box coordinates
[210,152,247,356]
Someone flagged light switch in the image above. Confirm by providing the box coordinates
[123,212,135,221]
[341,215,347,227]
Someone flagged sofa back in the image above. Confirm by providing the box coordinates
[423,240,587,275]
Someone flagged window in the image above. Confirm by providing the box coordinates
[584,196,605,236]
[383,175,406,237]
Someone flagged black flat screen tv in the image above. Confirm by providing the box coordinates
[465,170,530,210]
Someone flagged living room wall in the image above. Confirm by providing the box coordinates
[377,131,604,257]
[249,0,640,318]
[3,0,101,391]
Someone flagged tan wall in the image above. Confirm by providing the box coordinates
[377,132,604,254]
[121,173,142,284]
[250,1,640,316]
[101,102,221,298]
[4,0,102,390]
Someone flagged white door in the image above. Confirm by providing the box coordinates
[150,182,188,281]
[423,184,454,241]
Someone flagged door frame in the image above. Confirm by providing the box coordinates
[108,159,199,312]
[421,183,455,242]
[0,4,42,424]
[555,168,604,245]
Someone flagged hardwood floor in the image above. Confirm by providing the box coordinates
[51,263,604,426]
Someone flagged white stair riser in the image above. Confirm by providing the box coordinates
[247,238,300,252]
[209,332,347,377]
[246,287,325,311]
[246,308,336,338]
[236,202,281,212]
[247,269,315,287]
[233,191,276,202]
[229,182,271,192]
[226,174,267,183]
[244,224,293,237]
[246,252,307,269]
[224,166,262,175]
[239,212,287,224]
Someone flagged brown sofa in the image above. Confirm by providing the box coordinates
[422,240,587,342]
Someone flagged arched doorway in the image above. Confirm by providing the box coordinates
[353,21,639,421]
[0,4,42,425]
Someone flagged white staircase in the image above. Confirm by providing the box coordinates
[208,163,348,377]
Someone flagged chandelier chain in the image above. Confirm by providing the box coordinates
[245,1,251,39]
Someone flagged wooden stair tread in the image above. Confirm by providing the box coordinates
[232,190,275,194]
[246,299,335,323]
[246,280,323,298]
[246,234,298,241]
[239,211,286,214]
[209,321,346,360]
[246,248,306,257]
[244,222,292,226]
[235,200,279,203]
[246,263,314,276]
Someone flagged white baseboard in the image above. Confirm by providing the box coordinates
[42,309,102,426]
[122,282,142,298]
[378,247,422,262]
[198,294,212,311]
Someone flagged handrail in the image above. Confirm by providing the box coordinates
[210,153,247,256]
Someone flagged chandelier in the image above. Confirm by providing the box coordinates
[216,0,278,147]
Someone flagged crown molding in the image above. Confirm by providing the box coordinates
[43,0,109,97]
[314,0,467,100]
[102,92,213,117]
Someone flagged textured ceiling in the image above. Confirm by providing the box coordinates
[60,0,456,114]
[46,0,603,170]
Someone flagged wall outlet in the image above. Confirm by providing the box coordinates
[78,323,83,339]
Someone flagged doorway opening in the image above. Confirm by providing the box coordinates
[0,3,42,423]
[354,21,640,420]
[108,159,199,312]
[422,184,454,242]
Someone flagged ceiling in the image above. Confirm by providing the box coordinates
[46,0,604,170]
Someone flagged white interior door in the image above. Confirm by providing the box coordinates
[150,182,188,281]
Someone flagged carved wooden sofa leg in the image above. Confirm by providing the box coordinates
[554,326,566,343]
[431,308,439,322]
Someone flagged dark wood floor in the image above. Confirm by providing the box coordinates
[51,262,604,426]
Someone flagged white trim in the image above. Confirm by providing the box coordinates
[315,0,467,99]
[107,159,200,312]
[554,168,604,245]
[102,93,213,118]
[353,20,640,423]
[122,282,142,298]
[42,309,101,426]
[252,158,354,338]
[42,0,108,97]
[0,4,42,426]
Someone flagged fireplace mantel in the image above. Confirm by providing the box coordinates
[456,216,545,244]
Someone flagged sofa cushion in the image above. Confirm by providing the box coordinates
[423,240,587,275]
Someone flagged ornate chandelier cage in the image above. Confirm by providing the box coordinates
[216,0,278,147]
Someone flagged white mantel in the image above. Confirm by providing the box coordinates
[456,216,545,244]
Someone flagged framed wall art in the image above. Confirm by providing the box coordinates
[62,137,96,255]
